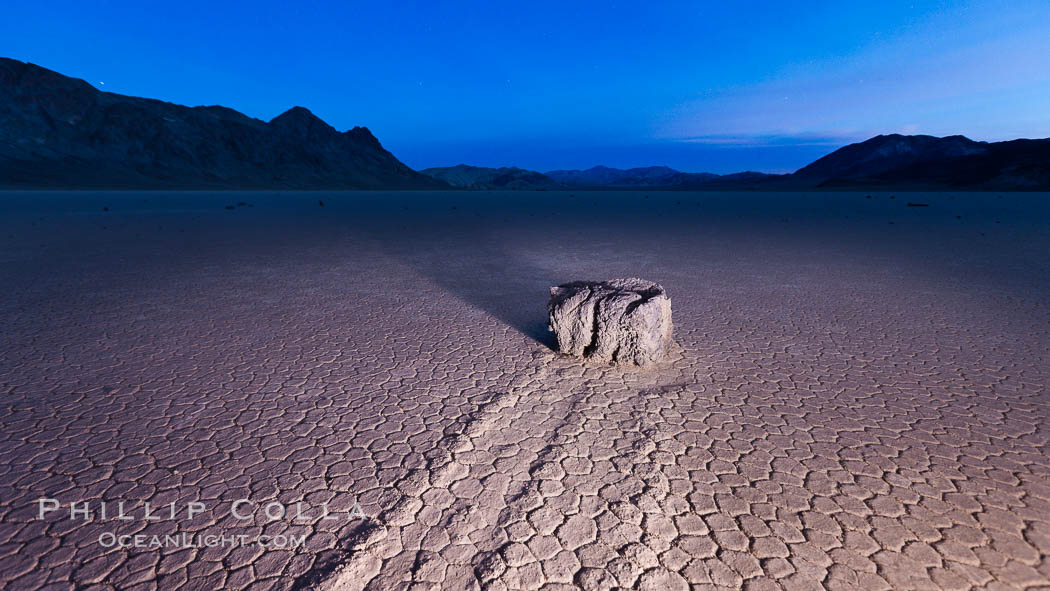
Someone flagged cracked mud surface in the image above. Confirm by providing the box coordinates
[1,190,1049,590]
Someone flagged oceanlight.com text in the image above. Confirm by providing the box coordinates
[98,531,307,549]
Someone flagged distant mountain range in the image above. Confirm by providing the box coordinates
[545,166,779,189]
[2,57,1049,191]
[546,166,685,186]
[0,58,443,189]
[420,164,560,190]
[436,135,1050,191]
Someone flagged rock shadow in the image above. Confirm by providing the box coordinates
[374,217,561,350]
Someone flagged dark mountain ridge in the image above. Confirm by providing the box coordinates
[2,58,1048,191]
[795,134,1050,189]
[0,58,444,189]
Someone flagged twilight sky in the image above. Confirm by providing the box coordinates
[3,1,1049,173]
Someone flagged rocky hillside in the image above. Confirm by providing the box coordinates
[795,134,1050,189]
[0,58,445,189]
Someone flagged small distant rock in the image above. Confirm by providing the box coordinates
[548,278,673,366]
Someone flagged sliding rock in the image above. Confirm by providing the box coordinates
[548,278,672,366]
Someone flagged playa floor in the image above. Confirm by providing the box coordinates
[1,191,1049,590]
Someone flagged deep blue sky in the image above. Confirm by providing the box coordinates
[4,1,1049,173]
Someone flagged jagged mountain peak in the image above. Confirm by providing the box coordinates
[269,106,333,133]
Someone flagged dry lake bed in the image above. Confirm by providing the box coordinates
[1,190,1049,590]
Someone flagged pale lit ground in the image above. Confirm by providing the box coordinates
[1,190,1048,591]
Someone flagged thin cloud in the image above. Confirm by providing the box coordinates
[675,134,856,148]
